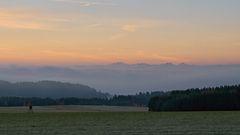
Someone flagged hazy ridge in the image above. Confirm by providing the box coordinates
[0,63,240,94]
[0,80,108,98]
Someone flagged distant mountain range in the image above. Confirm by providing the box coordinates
[0,80,109,99]
[0,63,240,94]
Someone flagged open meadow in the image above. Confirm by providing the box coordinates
[0,106,240,135]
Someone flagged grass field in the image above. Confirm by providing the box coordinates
[0,105,148,113]
[0,106,240,135]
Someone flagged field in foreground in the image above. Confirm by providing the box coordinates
[0,105,148,112]
[0,107,240,135]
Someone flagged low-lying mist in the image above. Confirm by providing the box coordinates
[0,63,240,95]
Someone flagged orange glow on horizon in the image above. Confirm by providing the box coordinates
[0,6,240,65]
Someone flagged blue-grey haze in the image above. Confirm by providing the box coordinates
[0,63,240,95]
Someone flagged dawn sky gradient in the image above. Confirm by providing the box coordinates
[0,0,240,65]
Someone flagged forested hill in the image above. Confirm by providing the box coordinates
[149,85,240,111]
[0,80,109,99]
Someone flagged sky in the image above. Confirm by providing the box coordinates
[0,0,240,65]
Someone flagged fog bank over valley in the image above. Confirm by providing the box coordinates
[0,63,240,95]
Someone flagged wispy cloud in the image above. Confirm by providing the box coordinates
[105,49,188,64]
[88,23,103,28]
[108,33,125,40]
[121,24,138,33]
[108,20,169,40]
[52,0,116,7]
[0,9,49,30]
[0,8,72,30]
[0,46,187,65]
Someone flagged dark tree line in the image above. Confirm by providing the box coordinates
[0,92,163,107]
[148,85,240,111]
[0,97,106,106]
[3,84,240,110]
[107,92,164,106]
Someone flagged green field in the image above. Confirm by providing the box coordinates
[0,106,240,135]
